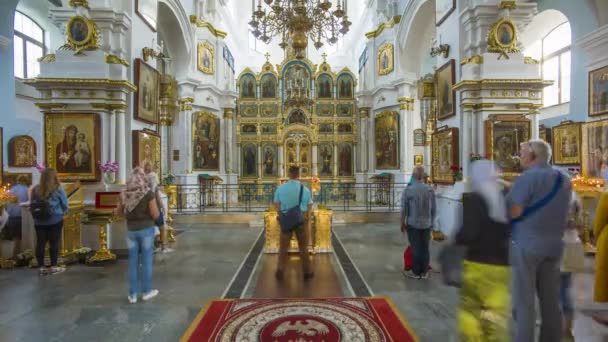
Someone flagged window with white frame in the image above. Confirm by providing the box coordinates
[525,22,571,107]
[13,11,45,79]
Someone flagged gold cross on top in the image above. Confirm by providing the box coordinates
[265,52,271,61]
[321,52,327,62]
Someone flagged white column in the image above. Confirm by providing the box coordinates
[109,110,116,163]
[462,110,473,179]
[115,109,127,183]
[219,116,226,175]
[312,144,318,176]
[159,125,170,177]
[278,145,284,178]
[237,144,242,176]
[399,108,407,173]
[359,107,369,173]
[368,115,375,174]
[184,107,193,173]
[223,108,234,173]
[529,112,539,140]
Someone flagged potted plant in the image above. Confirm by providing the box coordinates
[450,165,463,182]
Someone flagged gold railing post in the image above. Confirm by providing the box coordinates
[88,223,116,263]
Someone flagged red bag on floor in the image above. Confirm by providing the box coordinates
[403,246,413,271]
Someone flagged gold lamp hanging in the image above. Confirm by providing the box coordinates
[249,0,351,59]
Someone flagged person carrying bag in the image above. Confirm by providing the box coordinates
[273,166,313,280]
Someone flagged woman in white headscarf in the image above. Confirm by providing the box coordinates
[456,160,511,342]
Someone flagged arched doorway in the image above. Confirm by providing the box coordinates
[284,132,312,177]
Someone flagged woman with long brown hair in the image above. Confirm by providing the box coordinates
[114,167,161,304]
[30,168,68,275]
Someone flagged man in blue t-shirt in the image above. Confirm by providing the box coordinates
[273,166,313,280]
[1,177,30,257]
[509,139,571,342]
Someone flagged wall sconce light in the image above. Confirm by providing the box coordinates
[430,44,450,58]
[142,39,166,62]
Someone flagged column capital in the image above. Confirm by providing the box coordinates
[398,97,415,111]
[178,97,194,111]
[223,107,235,119]
[359,107,371,118]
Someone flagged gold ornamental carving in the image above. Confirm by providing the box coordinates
[499,1,517,10]
[359,107,370,118]
[69,0,89,8]
[487,17,520,58]
[461,55,484,65]
[25,78,137,91]
[524,56,539,64]
[189,15,228,38]
[223,108,234,119]
[105,54,129,67]
[398,97,415,111]
[365,16,401,39]
[62,15,99,54]
[38,54,56,63]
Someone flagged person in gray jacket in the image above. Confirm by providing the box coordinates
[401,166,437,279]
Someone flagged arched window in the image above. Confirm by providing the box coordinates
[13,11,45,79]
[525,22,571,107]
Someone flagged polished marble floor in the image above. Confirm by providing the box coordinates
[0,222,607,341]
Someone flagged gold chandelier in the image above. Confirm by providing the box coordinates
[249,0,351,59]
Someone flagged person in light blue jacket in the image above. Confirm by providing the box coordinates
[31,168,68,275]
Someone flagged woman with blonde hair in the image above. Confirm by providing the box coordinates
[30,168,68,275]
[114,167,161,304]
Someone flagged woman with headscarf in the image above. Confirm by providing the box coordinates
[456,160,511,341]
[114,167,161,304]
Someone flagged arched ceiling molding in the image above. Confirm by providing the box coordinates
[396,0,435,75]
[520,9,569,48]
[588,0,608,26]
[159,0,193,54]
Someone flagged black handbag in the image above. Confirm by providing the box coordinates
[278,185,305,233]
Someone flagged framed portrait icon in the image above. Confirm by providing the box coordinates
[589,65,608,117]
[582,119,608,179]
[135,58,160,125]
[431,127,459,184]
[551,121,582,165]
[8,135,36,167]
[66,16,95,49]
[436,59,456,121]
[132,130,161,177]
[377,43,394,76]
[44,113,101,182]
[197,41,214,75]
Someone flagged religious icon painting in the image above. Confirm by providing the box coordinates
[197,41,214,75]
[436,0,456,26]
[240,104,258,118]
[377,43,394,76]
[260,74,277,99]
[337,74,354,99]
[552,121,582,165]
[436,59,456,121]
[241,124,257,135]
[240,74,256,98]
[132,130,161,178]
[375,111,400,170]
[318,143,333,177]
[44,113,101,182]
[262,144,278,177]
[589,65,608,117]
[582,119,608,179]
[192,111,220,171]
[414,154,423,166]
[8,135,36,167]
[431,127,458,184]
[135,58,160,125]
[484,115,530,175]
[316,74,333,99]
[3,172,32,187]
[338,143,353,177]
[337,124,353,134]
[319,123,334,134]
[65,16,97,51]
[317,103,334,117]
[287,109,307,125]
[136,0,158,31]
[260,104,277,117]
[260,124,277,135]
[242,143,258,178]
[413,129,426,146]
[337,104,354,117]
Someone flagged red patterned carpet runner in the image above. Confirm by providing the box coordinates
[181,297,418,342]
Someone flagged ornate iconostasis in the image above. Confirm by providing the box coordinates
[236,56,357,185]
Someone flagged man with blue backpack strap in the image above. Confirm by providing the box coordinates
[509,139,571,342]
[273,166,313,280]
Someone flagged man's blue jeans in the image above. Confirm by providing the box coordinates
[127,226,155,296]
[560,272,574,320]
[407,228,431,276]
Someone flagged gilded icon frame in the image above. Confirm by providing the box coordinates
[484,115,530,176]
[436,59,456,121]
[134,58,160,125]
[66,15,97,51]
[581,119,608,179]
[44,113,101,182]
[377,43,394,76]
[431,127,459,184]
[589,65,608,117]
[414,154,423,166]
[8,135,36,167]
[197,41,214,75]
[375,111,400,170]
[192,112,220,171]
[551,121,582,165]
[132,130,161,177]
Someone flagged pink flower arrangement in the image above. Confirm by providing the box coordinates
[99,161,119,173]
[34,162,46,173]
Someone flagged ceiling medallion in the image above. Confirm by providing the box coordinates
[248,0,351,59]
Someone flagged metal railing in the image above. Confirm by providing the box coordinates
[170,182,409,213]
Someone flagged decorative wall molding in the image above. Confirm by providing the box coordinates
[576,24,608,70]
